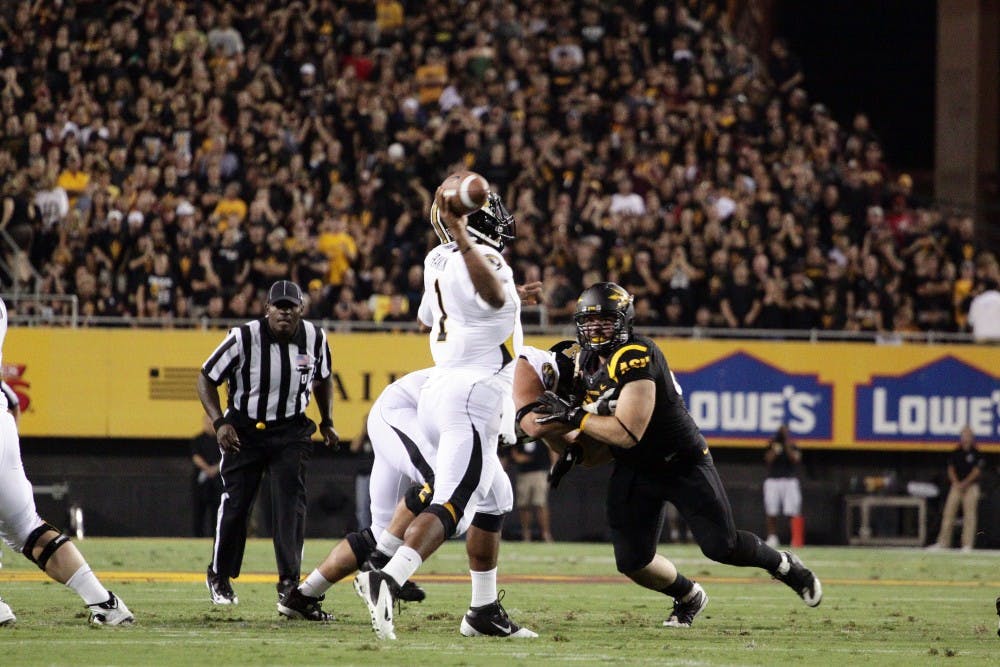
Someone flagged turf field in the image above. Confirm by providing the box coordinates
[1,538,996,665]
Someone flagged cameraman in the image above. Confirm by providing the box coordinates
[763,425,803,548]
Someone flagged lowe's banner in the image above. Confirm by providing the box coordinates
[856,356,1000,444]
[4,328,999,451]
[673,352,834,443]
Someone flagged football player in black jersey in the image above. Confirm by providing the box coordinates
[534,282,822,628]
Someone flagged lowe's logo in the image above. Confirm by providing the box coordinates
[676,352,833,439]
[857,356,1000,442]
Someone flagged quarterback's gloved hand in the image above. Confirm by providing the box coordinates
[533,391,586,429]
[582,387,617,416]
[548,444,583,489]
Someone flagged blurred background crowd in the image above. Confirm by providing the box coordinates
[0,0,996,334]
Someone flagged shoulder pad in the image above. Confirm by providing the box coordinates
[606,343,653,381]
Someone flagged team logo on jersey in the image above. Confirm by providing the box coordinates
[485,254,502,271]
[855,356,1000,444]
[541,362,557,390]
[674,352,833,440]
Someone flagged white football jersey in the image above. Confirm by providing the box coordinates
[518,345,560,390]
[417,242,522,379]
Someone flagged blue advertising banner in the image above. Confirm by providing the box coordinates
[674,351,834,444]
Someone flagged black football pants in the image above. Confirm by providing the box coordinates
[211,420,314,582]
[607,453,782,574]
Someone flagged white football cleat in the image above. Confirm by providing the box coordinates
[354,570,397,640]
[0,597,15,626]
[89,591,134,625]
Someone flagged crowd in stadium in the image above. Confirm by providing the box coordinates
[0,0,996,333]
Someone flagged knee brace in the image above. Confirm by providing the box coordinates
[470,511,504,533]
[426,503,459,539]
[346,527,377,565]
[404,482,433,515]
[22,522,71,571]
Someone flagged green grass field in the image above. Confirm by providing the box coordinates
[1,538,997,665]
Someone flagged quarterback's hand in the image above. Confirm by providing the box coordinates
[533,391,586,429]
[320,423,340,450]
[582,387,617,416]
[434,186,470,240]
[216,423,240,453]
[548,444,583,489]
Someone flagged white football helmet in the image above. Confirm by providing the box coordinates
[430,191,515,252]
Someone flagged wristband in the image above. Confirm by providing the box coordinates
[577,412,590,431]
[213,416,228,431]
[460,245,474,254]
[320,419,334,429]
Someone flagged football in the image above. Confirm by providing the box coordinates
[440,170,490,216]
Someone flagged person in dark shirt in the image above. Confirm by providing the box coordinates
[928,426,985,552]
[509,438,555,543]
[534,282,823,629]
[720,261,761,328]
[785,265,820,329]
[763,425,802,549]
[191,414,223,538]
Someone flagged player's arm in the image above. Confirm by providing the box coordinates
[574,379,654,449]
[1,381,20,422]
[311,333,339,449]
[534,379,655,450]
[513,357,574,440]
[437,189,505,308]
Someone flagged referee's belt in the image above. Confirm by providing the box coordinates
[228,413,305,431]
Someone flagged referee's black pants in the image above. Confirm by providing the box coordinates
[211,418,315,583]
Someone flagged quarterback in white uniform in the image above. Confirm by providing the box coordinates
[0,298,133,626]
[356,187,536,640]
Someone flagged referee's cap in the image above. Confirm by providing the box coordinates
[268,280,303,307]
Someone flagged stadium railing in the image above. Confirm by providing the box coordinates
[1,294,978,344]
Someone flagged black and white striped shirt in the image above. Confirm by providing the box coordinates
[201,318,332,424]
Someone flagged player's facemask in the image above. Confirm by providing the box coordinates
[574,282,635,354]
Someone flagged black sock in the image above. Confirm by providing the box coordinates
[660,573,694,600]
[734,530,783,572]
[368,550,390,569]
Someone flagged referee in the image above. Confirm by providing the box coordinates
[197,280,339,606]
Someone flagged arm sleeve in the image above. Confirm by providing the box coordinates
[201,328,241,385]
[417,291,433,327]
[316,327,332,380]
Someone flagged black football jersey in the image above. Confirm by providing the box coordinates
[577,334,705,470]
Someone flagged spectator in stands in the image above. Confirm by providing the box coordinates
[968,278,1000,341]
[0,0,987,342]
[928,426,985,552]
